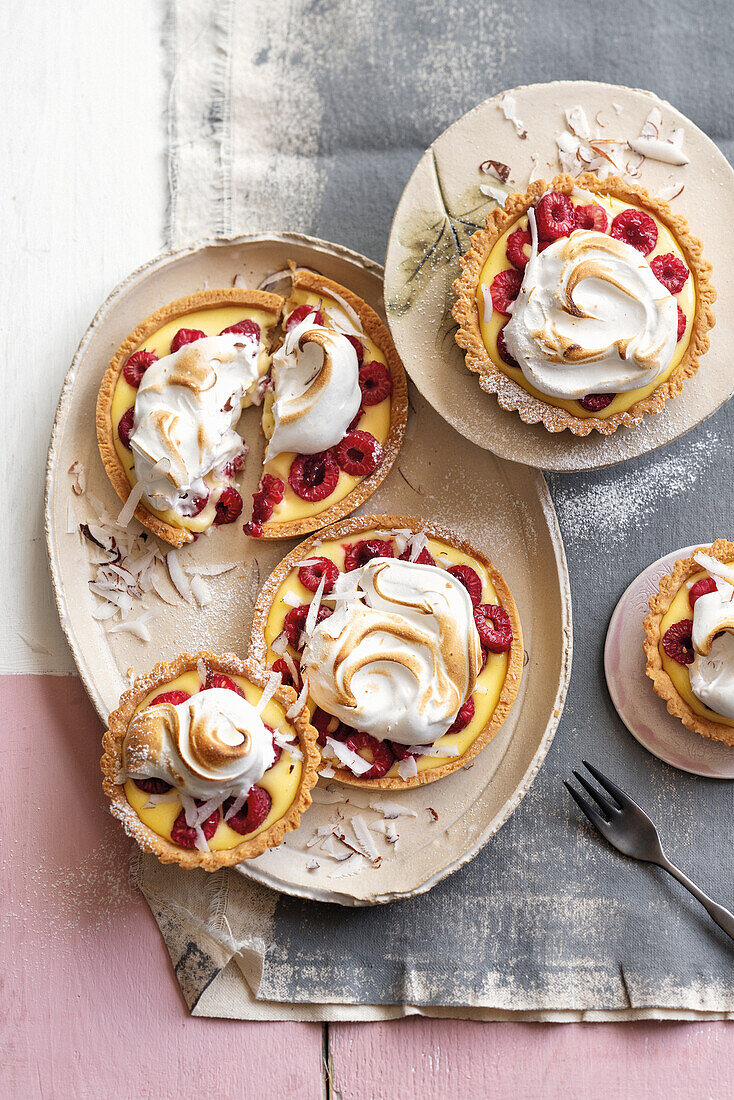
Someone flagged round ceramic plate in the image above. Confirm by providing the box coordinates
[605,545,734,779]
[384,81,734,473]
[45,232,572,904]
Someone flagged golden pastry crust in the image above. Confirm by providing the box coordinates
[643,539,734,747]
[452,173,717,436]
[101,649,321,869]
[96,289,284,548]
[256,269,409,539]
[249,513,524,789]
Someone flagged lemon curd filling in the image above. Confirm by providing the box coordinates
[125,669,304,849]
[263,531,510,776]
[477,194,697,418]
[659,569,734,728]
[262,290,393,527]
[110,305,276,533]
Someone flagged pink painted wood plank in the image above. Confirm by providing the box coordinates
[0,674,323,1099]
[330,1018,734,1100]
[8,669,730,1100]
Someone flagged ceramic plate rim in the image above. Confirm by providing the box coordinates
[384,80,734,473]
[44,233,573,904]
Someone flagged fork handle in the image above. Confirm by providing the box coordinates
[659,857,734,942]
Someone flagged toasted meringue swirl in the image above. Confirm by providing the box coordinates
[689,556,734,718]
[122,688,275,799]
[503,228,678,399]
[265,314,361,461]
[130,333,261,514]
[301,558,481,746]
[690,633,734,720]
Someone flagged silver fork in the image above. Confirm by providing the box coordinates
[565,760,734,943]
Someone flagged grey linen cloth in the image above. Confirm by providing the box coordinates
[142,0,734,1019]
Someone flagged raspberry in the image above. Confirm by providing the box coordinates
[213,486,243,526]
[219,319,261,342]
[473,604,513,653]
[222,450,246,479]
[171,806,219,848]
[257,474,285,516]
[343,732,394,779]
[661,618,694,665]
[201,673,245,698]
[272,657,301,692]
[480,647,489,671]
[579,393,615,412]
[335,430,383,476]
[288,450,340,501]
[650,253,689,294]
[133,776,172,794]
[358,361,393,406]
[496,326,519,369]
[344,539,394,572]
[298,556,339,593]
[489,268,522,315]
[345,333,364,365]
[285,305,323,332]
[535,191,576,240]
[347,406,365,432]
[449,697,475,733]
[170,328,206,353]
[689,577,717,608]
[150,690,191,707]
[574,204,608,232]
[123,349,157,388]
[506,227,531,270]
[399,547,436,567]
[312,707,342,747]
[389,741,415,761]
[183,493,209,517]
[610,208,657,255]
[117,407,135,449]
[677,305,687,342]
[226,787,272,835]
[448,564,483,606]
[283,604,332,649]
[244,474,285,536]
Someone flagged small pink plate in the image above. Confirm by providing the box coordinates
[605,546,734,779]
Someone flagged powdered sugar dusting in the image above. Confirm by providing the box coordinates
[548,431,716,544]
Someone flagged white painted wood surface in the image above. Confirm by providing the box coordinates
[1,0,167,673]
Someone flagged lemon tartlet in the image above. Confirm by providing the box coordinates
[244,269,408,539]
[453,173,715,435]
[101,651,320,869]
[249,515,523,789]
[97,288,283,547]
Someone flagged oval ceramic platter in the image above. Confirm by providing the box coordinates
[45,233,572,905]
[605,546,734,780]
[384,81,734,473]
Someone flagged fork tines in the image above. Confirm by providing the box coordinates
[564,760,626,838]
